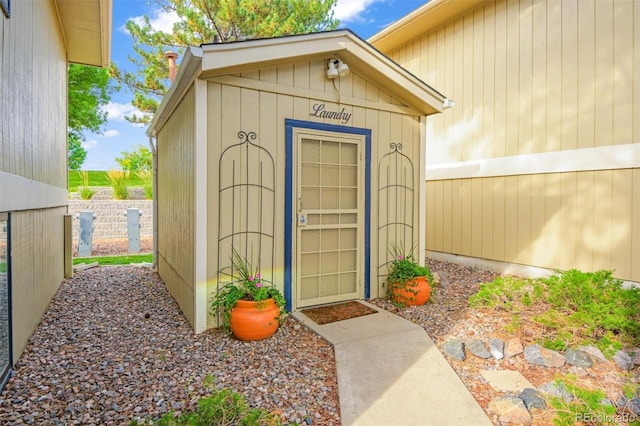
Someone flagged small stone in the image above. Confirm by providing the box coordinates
[504,338,524,358]
[519,388,547,410]
[613,350,634,371]
[434,270,448,286]
[524,344,565,368]
[488,396,532,425]
[467,339,492,359]
[577,345,606,363]
[625,398,640,416]
[539,381,573,402]
[564,348,594,368]
[442,340,465,361]
[633,349,640,366]
[489,338,504,360]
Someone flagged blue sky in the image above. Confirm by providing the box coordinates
[81,0,428,170]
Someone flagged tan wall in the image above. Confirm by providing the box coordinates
[0,2,68,360]
[204,59,423,325]
[384,0,640,281]
[0,1,67,185]
[156,86,196,327]
[10,208,65,362]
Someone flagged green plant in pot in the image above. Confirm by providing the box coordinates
[212,249,286,341]
[385,245,433,306]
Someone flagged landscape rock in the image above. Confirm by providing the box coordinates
[633,349,640,366]
[431,272,442,286]
[442,340,465,361]
[564,348,594,368]
[518,388,546,410]
[612,350,634,371]
[433,270,448,286]
[577,345,607,363]
[480,370,533,393]
[489,338,505,360]
[539,381,573,402]
[616,396,640,416]
[467,339,492,359]
[524,344,566,368]
[488,396,532,425]
[504,338,524,358]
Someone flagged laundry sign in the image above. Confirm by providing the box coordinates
[309,103,352,124]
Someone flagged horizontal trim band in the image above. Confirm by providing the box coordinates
[426,143,640,180]
[426,250,639,289]
[0,171,68,212]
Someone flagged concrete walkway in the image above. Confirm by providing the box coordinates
[292,302,493,426]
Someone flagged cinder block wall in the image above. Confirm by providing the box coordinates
[68,199,153,240]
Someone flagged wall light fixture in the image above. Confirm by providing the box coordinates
[327,59,350,79]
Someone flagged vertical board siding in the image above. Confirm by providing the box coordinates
[393,0,639,162]
[207,60,423,307]
[0,2,68,362]
[1,1,66,186]
[157,87,196,326]
[386,0,640,281]
[426,170,639,281]
[11,208,65,362]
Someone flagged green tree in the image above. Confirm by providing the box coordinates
[113,0,338,123]
[68,134,87,171]
[115,145,153,172]
[68,63,114,169]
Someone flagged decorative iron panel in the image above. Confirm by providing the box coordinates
[217,131,276,289]
[377,143,414,278]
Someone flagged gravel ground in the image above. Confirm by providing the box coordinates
[8,248,615,426]
[0,266,339,425]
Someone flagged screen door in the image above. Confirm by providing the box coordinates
[295,133,363,308]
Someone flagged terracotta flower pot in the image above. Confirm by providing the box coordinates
[229,298,280,341]
[390,276,431,306]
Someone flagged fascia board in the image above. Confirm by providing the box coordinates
[200,31,445,114]
[147,47,203,137]
[369,0,487,53]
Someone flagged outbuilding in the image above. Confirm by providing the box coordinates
[146,30,447,332]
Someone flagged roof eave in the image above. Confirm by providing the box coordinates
[369,0,487,53]
[199,30,446,115]
[54,0,112,67]
[147,47,203,137]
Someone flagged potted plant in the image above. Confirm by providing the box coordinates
[385,245,433,306]
[212,249,286,341]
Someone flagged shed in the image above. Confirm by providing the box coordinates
[146,30,447,332]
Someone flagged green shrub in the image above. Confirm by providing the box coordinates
[77,170,96,199]
[469,269,640,354]
[548,375,617,426]
[135,377,282,426]
[106,170,129,200]
[468,276,544,311]
[79,186,95,200]
[137,169,153,199]
[536,269,640,354]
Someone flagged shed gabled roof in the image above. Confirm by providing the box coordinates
[148,30,448,136]
[368,0,487,53]
[199,30,446,115]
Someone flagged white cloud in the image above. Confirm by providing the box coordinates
[333,0,384,23]
[127,7,180,33]
[82,140,98,150]
[102,102,142,121]
[103,129,119,137]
